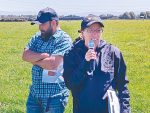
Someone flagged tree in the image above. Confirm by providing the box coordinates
[146,11,150,18]
[99,14,107,19]
[129,12,136,19]
[28,18,33,21]
[122,12,131,19]
[107,14,114,19]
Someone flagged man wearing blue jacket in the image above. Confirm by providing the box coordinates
[63,14,130,113]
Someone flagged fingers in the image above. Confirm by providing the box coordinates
[42,53,50,58]
[85,49,97,61]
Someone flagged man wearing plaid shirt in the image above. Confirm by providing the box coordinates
[22,7,72,113]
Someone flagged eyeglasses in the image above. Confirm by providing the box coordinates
[85,29,103,34]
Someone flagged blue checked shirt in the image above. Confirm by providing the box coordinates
[25,28,72,98]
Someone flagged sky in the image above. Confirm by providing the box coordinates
[0,0,149,16]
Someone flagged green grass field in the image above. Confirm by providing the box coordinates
[0,20,150,113]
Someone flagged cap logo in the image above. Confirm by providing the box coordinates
[88,17,92,20]
[88,16,98,20]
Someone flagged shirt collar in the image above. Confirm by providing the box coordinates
[52,27,61,39]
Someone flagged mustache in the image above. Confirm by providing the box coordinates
[41,30,46,33]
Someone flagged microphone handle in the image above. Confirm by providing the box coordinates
[90,59,95,71]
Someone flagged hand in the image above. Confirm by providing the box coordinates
[85,49,97,61]
[31,53,50,65]
[41,53,50,59]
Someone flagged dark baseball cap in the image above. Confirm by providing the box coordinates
[31,7,59,25]
[78,14,104,33]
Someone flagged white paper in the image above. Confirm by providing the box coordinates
[107,90,120,113]
[42,63,64,83]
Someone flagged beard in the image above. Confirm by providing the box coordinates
[41,25,53,41]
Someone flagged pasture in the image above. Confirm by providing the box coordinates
[0,20,150,113]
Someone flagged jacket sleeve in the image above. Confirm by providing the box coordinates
[63,50,90,91]
[114,50,130,113]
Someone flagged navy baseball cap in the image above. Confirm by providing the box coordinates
[31,7,59,25]
[78,14,104,33]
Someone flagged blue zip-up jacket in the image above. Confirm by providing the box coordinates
[63,38,130,113]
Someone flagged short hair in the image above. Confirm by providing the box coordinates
[55,20,59,26]
[49,20,59,26]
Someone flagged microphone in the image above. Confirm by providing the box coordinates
[88,40,95,71]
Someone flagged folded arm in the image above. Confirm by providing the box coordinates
[22,48,50,62]
[32,55,63,70]
[22,48,63,70]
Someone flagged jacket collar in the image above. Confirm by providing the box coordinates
[96,39,107,52]
[73,37,107,52]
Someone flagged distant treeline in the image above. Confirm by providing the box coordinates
[0,11,150,22]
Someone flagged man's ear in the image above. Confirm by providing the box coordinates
[51,20,56,27]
